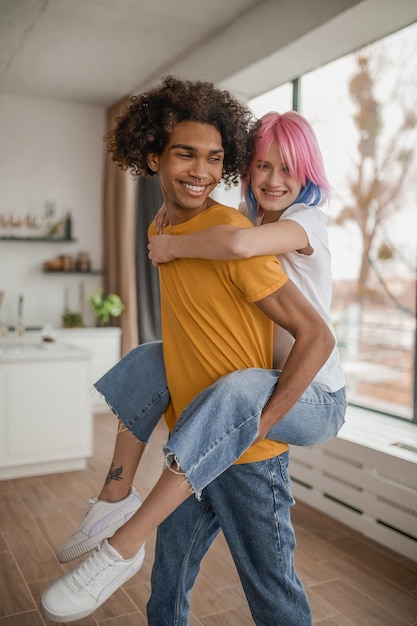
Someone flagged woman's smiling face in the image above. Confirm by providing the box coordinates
[251,140,302,217]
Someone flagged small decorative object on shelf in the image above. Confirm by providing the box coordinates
[43,255,72,271]
[89,290,125,326]
[42,253,101,274]
[0,201,77,241]
[60,254,73,271]
[0,235,78,242]
[44,200,56,233]
[16,294,25,337]
[75,251,91,272]
[0,291,7,337]
[41,324,57,342]
[44,201,68,239]
[64,211,73,241]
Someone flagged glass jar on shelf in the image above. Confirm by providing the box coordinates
[75,251,91,272]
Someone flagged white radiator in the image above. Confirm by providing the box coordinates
[289,406,417,562]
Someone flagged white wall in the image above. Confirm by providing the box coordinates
[0,94,106,329]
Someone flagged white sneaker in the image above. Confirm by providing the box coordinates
[42,539,145,622]
[56,487,143,563]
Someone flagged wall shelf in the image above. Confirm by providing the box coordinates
[0,236,78,242]
[42,269,103,276]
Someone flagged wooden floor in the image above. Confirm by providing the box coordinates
[1,412,417,625]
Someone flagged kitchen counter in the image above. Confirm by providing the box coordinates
[0,336,93,479]
[0,338,92,361]
[4,327,122,411]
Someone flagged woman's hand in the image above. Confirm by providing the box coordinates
[154,203,169,234]
[148,234,176,266]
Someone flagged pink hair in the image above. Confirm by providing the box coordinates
[245,111,331,202]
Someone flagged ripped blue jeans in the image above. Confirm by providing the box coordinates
[95,340,345,625]
[95,340,346,497]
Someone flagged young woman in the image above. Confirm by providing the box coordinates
[43,107,345,623]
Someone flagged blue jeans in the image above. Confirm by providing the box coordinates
[95,341,345,623]
[95,341,169,444]
[95,341,346,496]
[147,452,312,625]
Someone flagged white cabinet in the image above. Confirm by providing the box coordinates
[57,327,122,411]
[0,341,93,479]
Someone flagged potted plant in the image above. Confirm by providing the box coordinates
[62,309,83,328]
[89,289,125,326]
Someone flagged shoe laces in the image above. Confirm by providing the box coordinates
[71,547,115,591]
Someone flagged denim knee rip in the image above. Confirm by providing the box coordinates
[164,452,199,499]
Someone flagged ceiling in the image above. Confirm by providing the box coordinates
[1,0,416,108]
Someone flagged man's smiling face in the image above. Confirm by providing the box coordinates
[147,121,224,224]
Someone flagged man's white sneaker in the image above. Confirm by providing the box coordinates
[42,539,145,623]
[56,487,143,563]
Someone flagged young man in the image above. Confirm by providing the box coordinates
[42,76,334,625]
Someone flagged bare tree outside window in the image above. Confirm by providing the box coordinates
[306,25,417,420]
[338,45,417,307]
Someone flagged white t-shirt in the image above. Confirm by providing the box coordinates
[273,203,345,392]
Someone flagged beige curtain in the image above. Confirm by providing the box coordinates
[103,98,138,356]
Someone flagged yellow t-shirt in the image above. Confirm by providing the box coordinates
[149,203,289,463]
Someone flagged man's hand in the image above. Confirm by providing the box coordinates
[252,418,276,444]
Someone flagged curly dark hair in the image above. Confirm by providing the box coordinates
[106,75,258,187]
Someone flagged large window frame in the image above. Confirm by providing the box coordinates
[248,25,417,425]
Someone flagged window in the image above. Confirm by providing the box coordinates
[249,23,417,422]
[250,82,293,118]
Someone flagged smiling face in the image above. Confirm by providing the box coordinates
[147,121,224,225]
[250,140,302,220]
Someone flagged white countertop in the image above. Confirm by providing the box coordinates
[0,339,92,362]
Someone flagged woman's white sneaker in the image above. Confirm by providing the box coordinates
[56,487,143,563]
[42,539,145,623]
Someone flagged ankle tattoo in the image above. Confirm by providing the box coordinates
[105,463,124,484]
